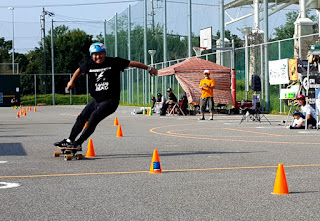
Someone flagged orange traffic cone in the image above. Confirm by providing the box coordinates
[16,111,20,118]
[114,117,119,126]
[83,122,88,130]
[147,108,150,115]
[116,124,123,137]
[150,149,162,173]
[22,109,26,116]
[34,107,37,112]
[272,163,289,194]
[85,139,96,158]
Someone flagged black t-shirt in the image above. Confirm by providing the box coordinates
[80,57,130,102]
[169,93,177,102]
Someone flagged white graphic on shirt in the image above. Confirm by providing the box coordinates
[97,72,104,82]
[95,82,109,91]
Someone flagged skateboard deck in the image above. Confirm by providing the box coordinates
[54,146,83,161]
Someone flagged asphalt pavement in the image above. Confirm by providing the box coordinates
[1,105,320,221]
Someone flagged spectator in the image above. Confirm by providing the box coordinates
[160,88,177,116]
[153,93,166,114]
[199,69,215,120]
[288,110,305,129]
[296,94,317,128]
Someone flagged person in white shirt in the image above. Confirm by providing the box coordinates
[288,110,305,129]
[296,94,317,128]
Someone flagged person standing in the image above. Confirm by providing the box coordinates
[54,42,157,149]
[199,69,215,120]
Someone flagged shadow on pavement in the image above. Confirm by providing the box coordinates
[0,142,27,156]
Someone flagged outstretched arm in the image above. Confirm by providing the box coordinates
[129,61,158,76]
[67,68,83,91]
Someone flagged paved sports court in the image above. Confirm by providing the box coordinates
[1,105,320,220]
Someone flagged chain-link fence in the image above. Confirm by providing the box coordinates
[3,1,319,113]
[17,33,318,113]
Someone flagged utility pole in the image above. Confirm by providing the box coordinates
[40,8,46,94]
[40,8,54,94]
[151,0,155,33]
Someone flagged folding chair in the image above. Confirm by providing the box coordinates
[167,102,186,116]
[240,94,271,124]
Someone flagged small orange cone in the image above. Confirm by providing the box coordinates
[147,108,150,115]
[116,124,123,137]
[22,109,26,116]
[34,107,37,112]
[85,138,96,158]
[150,149,162,173]
[83,122,88,130]
[16,111,20,118]
[272,163,289,194]
[114,117,119,126]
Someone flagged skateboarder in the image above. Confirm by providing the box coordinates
[54,42,157,150]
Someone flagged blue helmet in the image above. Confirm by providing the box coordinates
[89,42,106,56]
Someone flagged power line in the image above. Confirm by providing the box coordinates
[0,1,140,8]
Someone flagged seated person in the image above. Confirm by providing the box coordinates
[178,92,188,115]
[296,94,317,128]
[151,96,156,109]
[160,88,177,116]
[153,93,166,114]
[11,98,18,106]
[288,110,305,129]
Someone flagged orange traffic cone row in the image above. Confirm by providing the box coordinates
[85,138,96,158]
[114,117,119,126]
[150,149,162,173]
[116,124,123,137]
[83,122,88,130]
[272,163,289,194]
[16,111,20,118]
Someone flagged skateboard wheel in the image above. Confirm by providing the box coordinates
[54,151,60,157]
[76,154,83,160]
[64,154,72,161]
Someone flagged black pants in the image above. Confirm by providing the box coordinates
[69,98,119,144]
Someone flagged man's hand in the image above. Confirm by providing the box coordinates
[149,67,158,76]
[67,81,75,91]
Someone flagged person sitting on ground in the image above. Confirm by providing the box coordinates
[153,93,166,114]
[160,88,177,116]
[288,110,305,129]
[296,94,317,128]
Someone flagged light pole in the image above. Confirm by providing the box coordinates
[148,50,156,95]
[240,26,252,101]
[8,7,14,74]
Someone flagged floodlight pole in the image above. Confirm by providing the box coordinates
[241,26,252,101]
[264,0,270,112]
[148,50,156,95]
[188,0,192,57]
[220,0,225,66]
[8,7,14,74]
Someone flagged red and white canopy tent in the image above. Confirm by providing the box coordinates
[158,57,233,105]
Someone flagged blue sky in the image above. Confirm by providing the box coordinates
[0,0,301,54]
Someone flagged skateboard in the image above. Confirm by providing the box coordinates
[54,146,84,161]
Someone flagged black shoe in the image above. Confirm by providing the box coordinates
[54,139,72,148]
[198,116,205,120]
[67,141,82,151]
